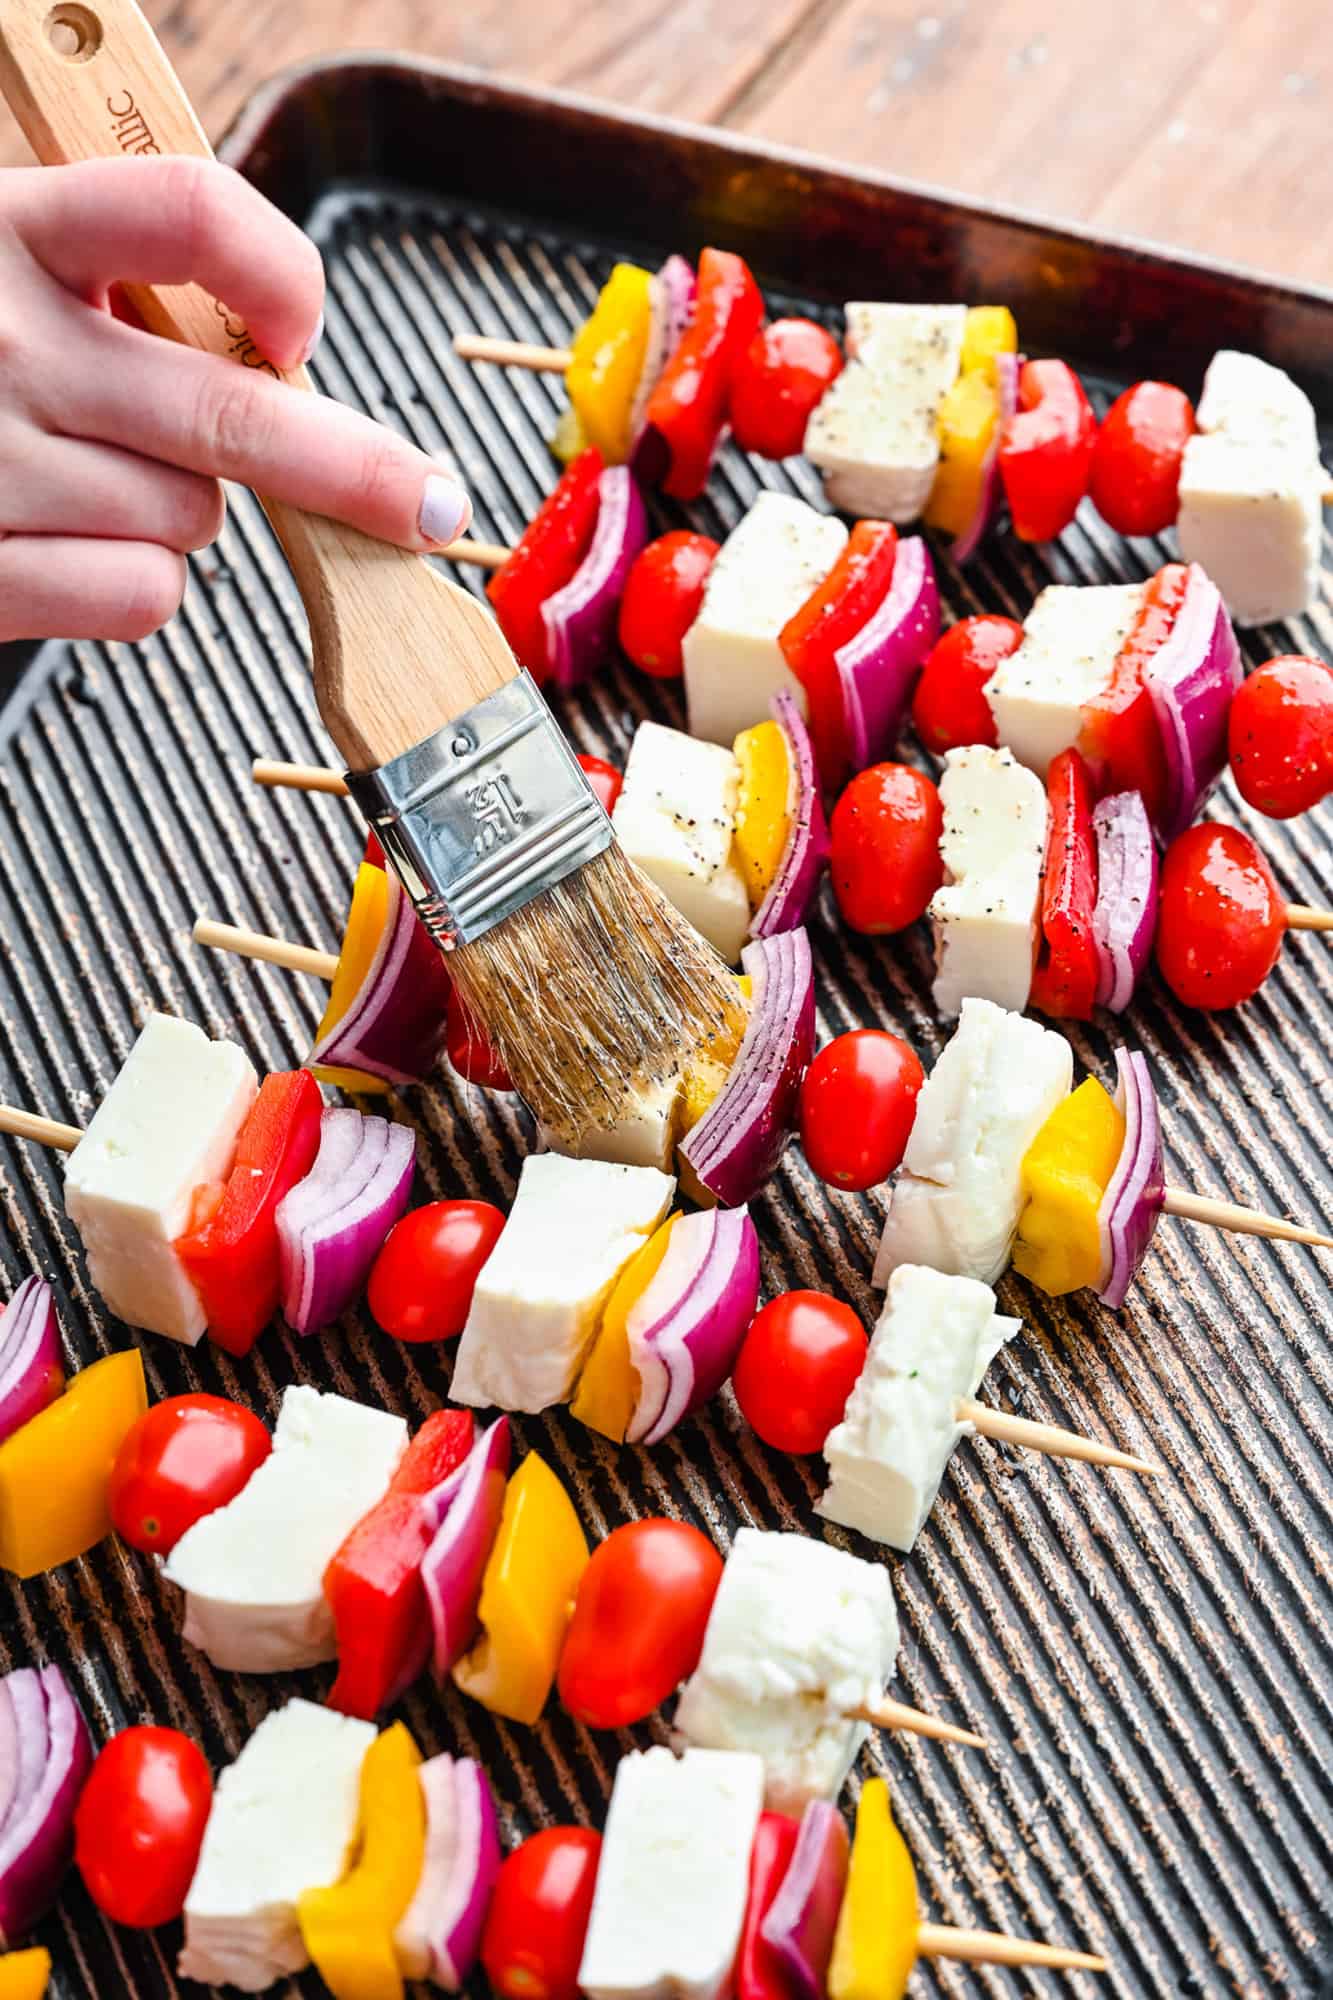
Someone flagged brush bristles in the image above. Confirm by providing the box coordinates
[447,846,747,1137]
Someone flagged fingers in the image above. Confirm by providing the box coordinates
[7,158,324,373]
[0,428,224,552]
[0,537,186,644]
[65,316,473,552]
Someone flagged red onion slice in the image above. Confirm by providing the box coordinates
[626,1206,761,1444]
[629,256,696,447]
[0,1279,63,1448]
[396,1753,501,1990]
[1144,563,1243,842]
[0,1664,92,1947]
[749,692,829,940]
[1096,1049,1166,1308]
[679,929,816,1208]
[311,871,451,1086]
[275,1108,416,1334]
[759,1801,850,2000]
[420,1418,511,1679]
[543,466,649,687]
[834,537,941,774]
[950,350,1021,565]
[1092,791,1159,1012]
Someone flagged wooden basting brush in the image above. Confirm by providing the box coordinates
[0,0,744,1140]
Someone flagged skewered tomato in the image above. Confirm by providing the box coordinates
[557,1518,723,1728]
[445,985,515,1091]
[367,1199,506,1342]
[577,752,623,815]
[618,531,720,678]
[830,763,944,933]
[799,1029,924,1191]
[729,318,844,460]
[1089,381,1195,537]
[75,1727,213,1928]
[1227,655,1333,819]
[910,615,1018,754]
[999,359,1096,541]
[733,1293,867,1455]
[109,1395,270,1555]
[482,1827,603,2000]
[1156,823,1284,1010]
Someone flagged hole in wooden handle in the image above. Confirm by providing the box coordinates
[45,3,102,60]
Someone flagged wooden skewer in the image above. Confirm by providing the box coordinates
[1285,903,1333,933]
[252,759,350,796]
[851,1698,985,1750]
[958,1400,1161,1475]
[0,1107,83,1152]
[916,1923,1107,1973]
[453,332,572,373]
[192,920,339,983]
[1162,1186,1333,1251]
[438,535,510,572]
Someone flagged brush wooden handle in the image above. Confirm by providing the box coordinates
[0,0,517,768]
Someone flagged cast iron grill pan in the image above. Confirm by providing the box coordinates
[0,61,1329,2000]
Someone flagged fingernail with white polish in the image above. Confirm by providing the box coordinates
[299,311,325,367]
[420,474,471,550]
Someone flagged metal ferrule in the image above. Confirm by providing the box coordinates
[345,671,613,949]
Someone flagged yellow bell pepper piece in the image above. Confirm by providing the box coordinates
[550,405,589,466]
[0,1350,146,1578]
[452,1454,588,1724]
[566,263,655,465]
[925,367,1002,539]
[298,1723,425,2000]
[1012,1078,1126,1297]
[0,1949,51,1999]
[732,722,793,911]
[829,1779,918,2000]
[959,304,1018,381]
[313,861,392,1096]
[571,1215,679,1442]
[679,976,752,1137]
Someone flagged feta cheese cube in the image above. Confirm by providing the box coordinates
[541,1072,684,1172]
[929,745,1047,1017]
[578,1745,764,2000]
[874,998,1073,1285]
[819,1265,1020,1550]
[674,1528,899,1814]
[64,1013,257,1344]
[179,1698,375,1993]
[1178,352,1326,627]
[805,303,967,522]
[163,1386,407,1673]
[612,721,752,961]
[450,1154,675,1412]
[683,492,847,747]
[984,583,1143,778]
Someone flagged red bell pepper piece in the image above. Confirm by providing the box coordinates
[362,828,387,870]
[324,1408,476,1720]
[999,359,1097,542]
[737,1811,801,2000]
[1078,561,1189,831]
[487,447,605,683]
[638,248,764,500]
[1030,748,1100,1020]
[175,1070,324,1356]
[779,520,898,793]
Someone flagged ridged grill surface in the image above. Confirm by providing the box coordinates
[1,76,1331,2000]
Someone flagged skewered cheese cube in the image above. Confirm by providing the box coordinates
[450,1154,675,1412]
[64,1013,257,1344]
[983,582,1143,779]
[819,1264,1020,1550]
[674,1527,898,1814]
[805,303,967,522]
[163,1386,406,1673]
[179,1698,375,1993]
[578,1746,764,2000]
[929,745,1047,1017]
[874,998,1073,1286]
[611,720,751,961]
[683,492,847,747]
[1178,350,1326,627]
[541,1072,684,1172]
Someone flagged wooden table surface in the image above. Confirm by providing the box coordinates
[0,0,1325,281]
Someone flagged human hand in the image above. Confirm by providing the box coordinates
[0,156,473,644]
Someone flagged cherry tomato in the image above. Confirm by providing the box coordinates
[799,1029,924,1191]
[109,1395,271,1555]
[733,1292,867,1455]
[1156,822,1285,1010]
[830,762,944,933]
[1090,381,1195,538]
[618,531,719,679]
[368,1198,506,1343]
[728,317,844,460]
[75,1727,213,1928]
[482,1827,603,2000]
[558,1518,723,1729]
[577,752,623,815]
[445,985,515,1091]
[910,616,1019,756]
[1228,656,1333,819]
